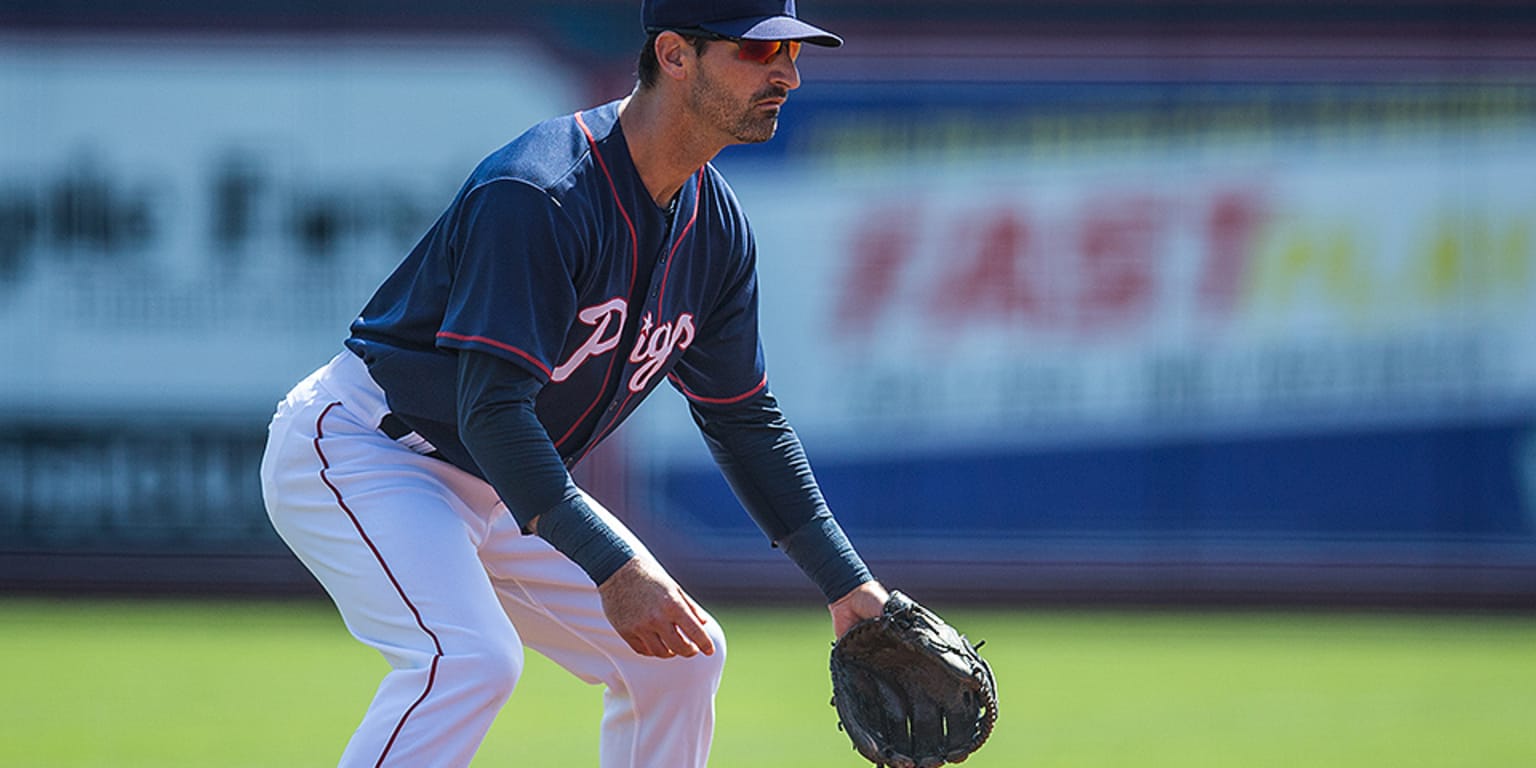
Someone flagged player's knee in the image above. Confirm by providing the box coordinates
[446,636,525,703]
[639,619,727,699]
[703,617,727,672]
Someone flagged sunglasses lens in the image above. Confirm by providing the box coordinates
[736,39,800,64]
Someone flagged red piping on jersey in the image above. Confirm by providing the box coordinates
[574,110,638,287]
[435,331,553,379]
[655,168,703,313]
[313,402,443,768]
[574,168,704,464]
[669,372,769,405]
[559,110,642,451]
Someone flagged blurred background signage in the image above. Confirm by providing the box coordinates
[2,2,1534,604]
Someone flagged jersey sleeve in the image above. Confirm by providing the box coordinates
[687,388,873,602]
[668,236,769,405]
[436,179,582,382]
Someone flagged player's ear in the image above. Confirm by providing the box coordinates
[654,31,694,82]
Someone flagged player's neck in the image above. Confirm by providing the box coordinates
[618,90,724,208]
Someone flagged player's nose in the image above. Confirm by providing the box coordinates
[770,51,801,91]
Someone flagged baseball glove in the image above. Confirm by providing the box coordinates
[830,591,998,768]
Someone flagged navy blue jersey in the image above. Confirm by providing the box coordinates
[347,100,767,471]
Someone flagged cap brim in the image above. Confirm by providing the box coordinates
[700,16,843,47]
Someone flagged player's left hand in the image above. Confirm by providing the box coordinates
[830,590,999,767]
[828,580,890,638]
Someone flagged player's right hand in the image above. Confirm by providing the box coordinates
[597,556,716,659]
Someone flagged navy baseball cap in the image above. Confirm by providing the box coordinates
[643,0,843,47]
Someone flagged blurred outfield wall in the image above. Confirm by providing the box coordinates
[2,3,1535,605]
[640,31,1536,605]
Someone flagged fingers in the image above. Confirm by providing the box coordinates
[647,604,711,658]
[620,617,708,659]
[651,630,683,658]
[598,557,715,659]
[617,631,658,658]
[830,580,890,638]
[622,630,677,659]
[680,597,716,656]
[656,627,692,658]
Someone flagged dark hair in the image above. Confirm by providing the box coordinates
[636,31,711,89]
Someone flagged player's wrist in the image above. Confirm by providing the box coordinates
[831,579,888,609]
[779,516,872,603]
[535,494,637,585]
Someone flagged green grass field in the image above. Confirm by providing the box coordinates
[3,597,1535,767]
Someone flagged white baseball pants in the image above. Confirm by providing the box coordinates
[259,352,725,768]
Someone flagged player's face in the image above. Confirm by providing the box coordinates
[687,37,801,145]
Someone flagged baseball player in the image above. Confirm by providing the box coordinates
[258,2,890,766]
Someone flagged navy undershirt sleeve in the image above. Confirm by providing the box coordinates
[688,390,873,602]
[457,350,635,584]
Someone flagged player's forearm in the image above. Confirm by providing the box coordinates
[527,495,636,585]
[688,390,823,538]
[457,377,575,530]
[689,392,873,601]
[458,350,635,584]
[779,515,874,603]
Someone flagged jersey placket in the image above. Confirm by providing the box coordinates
[575,170,703,465]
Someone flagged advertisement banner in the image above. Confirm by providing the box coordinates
[635,78,1536,553]
[0,35,584,416]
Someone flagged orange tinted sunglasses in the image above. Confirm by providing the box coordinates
[657,28,801,64]
[729,38,801,64]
